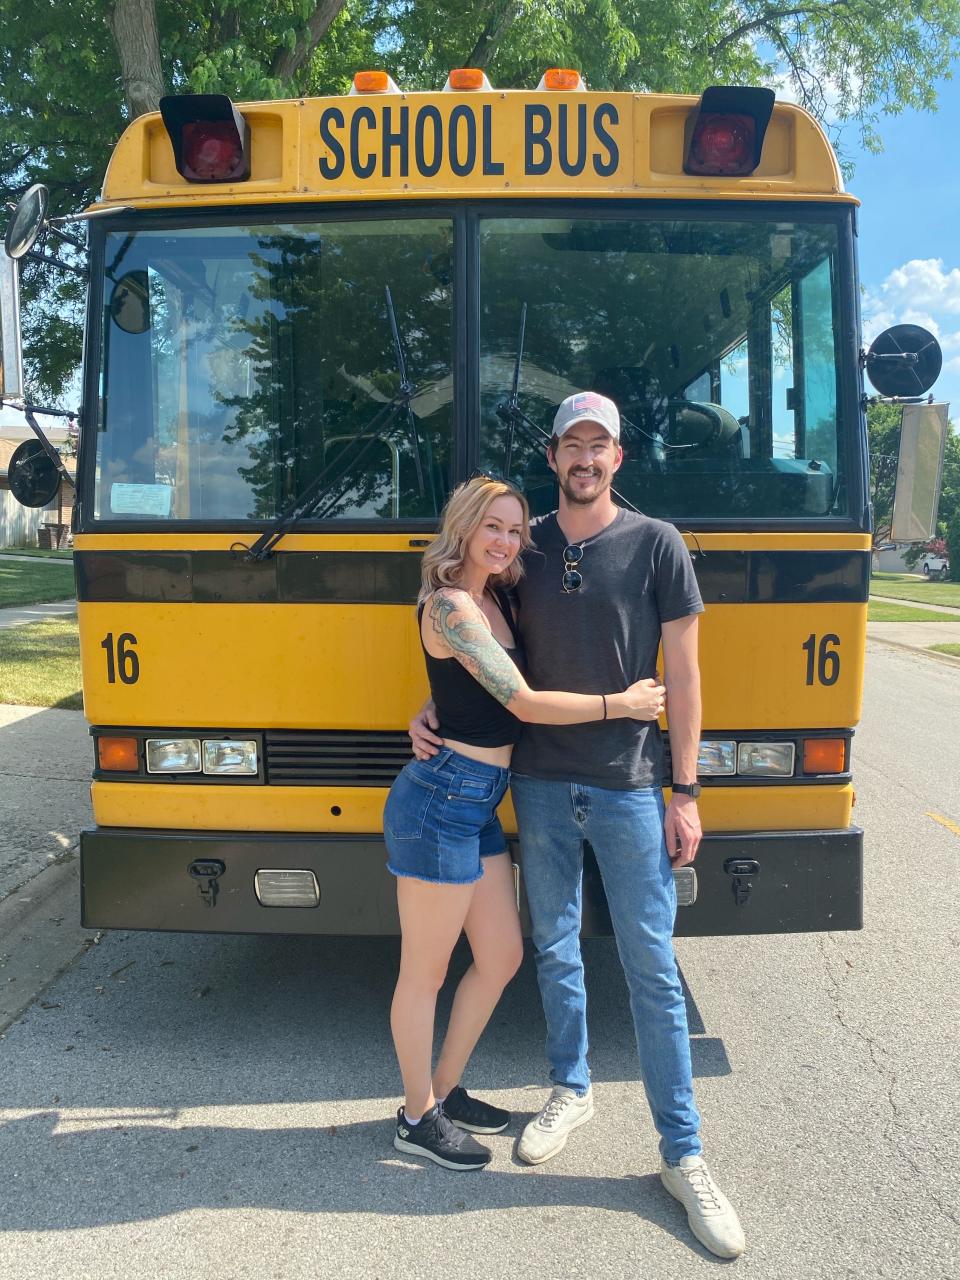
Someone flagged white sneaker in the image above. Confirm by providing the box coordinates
[660,1155,746,1258]
[516,1085,594,1165]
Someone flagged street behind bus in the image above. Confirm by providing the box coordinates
[0,639,957,1280]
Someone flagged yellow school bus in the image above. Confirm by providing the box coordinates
[59,73,875,935]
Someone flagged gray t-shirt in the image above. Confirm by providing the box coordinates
[511,509,703,789]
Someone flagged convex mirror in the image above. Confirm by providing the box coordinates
[7,439,61,507]
[866,324,942,398]
[4,184,49,260]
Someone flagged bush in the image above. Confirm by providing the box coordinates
[948,518,960,582]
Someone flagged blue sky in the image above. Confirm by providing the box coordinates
[850,68,960,414]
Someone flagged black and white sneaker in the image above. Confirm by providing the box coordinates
[441,1086,510,1135]
[394,1105,492,1170]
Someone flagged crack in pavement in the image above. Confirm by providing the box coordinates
[816,934,959,1230]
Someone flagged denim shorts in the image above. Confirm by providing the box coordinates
[384,748,510,885]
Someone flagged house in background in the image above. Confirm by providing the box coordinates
[0,437,76,547]
[872,542,915,574]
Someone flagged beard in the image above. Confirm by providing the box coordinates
[557,468,611,507]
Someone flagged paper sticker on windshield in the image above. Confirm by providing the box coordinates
[110,483,173,517]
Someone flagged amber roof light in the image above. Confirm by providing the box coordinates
[350,70,400,94]
[539,68,585,91]
[444,68,492,91]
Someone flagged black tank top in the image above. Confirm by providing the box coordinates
[418,587,525,748]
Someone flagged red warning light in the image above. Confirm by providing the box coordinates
[182,121,247,182]
[682,86,775,178]
[159,94,251,184]
[686,114,756,175]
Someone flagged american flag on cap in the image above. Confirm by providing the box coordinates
[553,390,621,440]
[571,392,606,413]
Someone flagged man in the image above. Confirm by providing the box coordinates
[410,391,745,1259]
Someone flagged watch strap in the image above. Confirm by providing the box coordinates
[671,782,701,797]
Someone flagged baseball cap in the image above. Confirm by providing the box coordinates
[553,391,620,441]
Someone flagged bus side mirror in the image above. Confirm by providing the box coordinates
[7,439,61,507]
[890,401,950,543]
[0,246,24,401]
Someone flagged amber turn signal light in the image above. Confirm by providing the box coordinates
[802,738,846,774]
[97,736,139,772]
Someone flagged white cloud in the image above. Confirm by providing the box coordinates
[876,258,960,315]
[861,261,960,410]
[899,310,940,335]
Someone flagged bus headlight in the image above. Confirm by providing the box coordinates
[697,740,736,775]
[146,738,201,773]
[737,742,796,776]
[202,739,258,775]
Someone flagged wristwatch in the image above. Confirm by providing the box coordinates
[671,782,701,798]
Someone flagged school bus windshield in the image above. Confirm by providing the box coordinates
[93,209,849,525]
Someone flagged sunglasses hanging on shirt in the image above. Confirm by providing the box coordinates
[562,544,584,593]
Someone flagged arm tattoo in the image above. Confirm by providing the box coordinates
[429,592,522,708]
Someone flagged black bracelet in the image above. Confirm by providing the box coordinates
[601,693,608,720]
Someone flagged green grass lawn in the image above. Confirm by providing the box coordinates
[0,615,82,709]
[0,559,76,607]
[1,547,73,559]
[870,571,960,608]
[868,600,957,622]
[930,643,960,658]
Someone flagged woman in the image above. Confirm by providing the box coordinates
[384,476,666,1171]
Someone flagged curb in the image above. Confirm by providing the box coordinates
[867,633,960,670]
[0,849,100,1036]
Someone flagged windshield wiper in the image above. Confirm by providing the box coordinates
[243,286,431,561]
[495,303,529,477]
[386,284,428,503]
[494,304,642,514]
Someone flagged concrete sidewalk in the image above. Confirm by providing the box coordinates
[870,592,960,617]
[0,553,74,565]
[0,702,95,1030]
[0,600,77,629]
[0,703,91,902]
[867,620,960,667]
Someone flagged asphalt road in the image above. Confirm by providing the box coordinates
[0,641,957,1279]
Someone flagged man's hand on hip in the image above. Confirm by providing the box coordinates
[664,794,702,866]
[409,699,443,760]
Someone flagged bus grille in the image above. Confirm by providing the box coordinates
[264,731,412,786]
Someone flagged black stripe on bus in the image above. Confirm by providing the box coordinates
[74,548,870,605]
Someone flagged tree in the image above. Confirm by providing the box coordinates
[868,402,960,554]
[947,515,960,581]
[867,401,902,547]
[3,0,960,400]
[111,0,164,118]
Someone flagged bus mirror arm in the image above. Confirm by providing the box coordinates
[23,405,76,487]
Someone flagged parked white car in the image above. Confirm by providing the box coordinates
[921,553,949,578]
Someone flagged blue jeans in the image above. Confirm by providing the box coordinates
[510,774,702,1162]
[384,749,510,884]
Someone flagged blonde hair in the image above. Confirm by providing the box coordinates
[418,476,532,604]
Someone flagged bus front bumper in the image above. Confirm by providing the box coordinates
[80,825,863,936]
